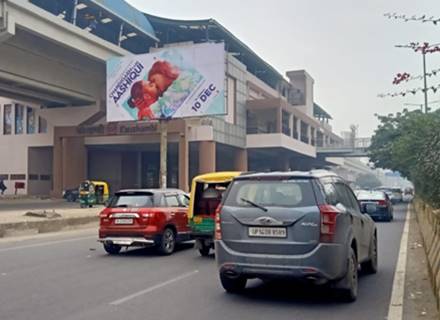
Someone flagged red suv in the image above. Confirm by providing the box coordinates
[98,189,190,255]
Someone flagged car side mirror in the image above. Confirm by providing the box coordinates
[104,199,111,208]
[335,203,347,214]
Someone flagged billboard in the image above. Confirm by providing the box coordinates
[106,43,226,122]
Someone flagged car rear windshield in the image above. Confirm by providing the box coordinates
[224,179,316,208]
[109,193,154,208]
[357,191,385,200]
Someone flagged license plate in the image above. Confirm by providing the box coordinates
[248,227,287,238]
[114,218,133,225]
[193,216,203,224]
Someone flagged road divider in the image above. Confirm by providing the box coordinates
[387,205,410,320]
[0,215,98,238]
[414,199,440,310]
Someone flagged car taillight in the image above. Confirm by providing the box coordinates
[319,205,339,243]
[214,205,222,240]
[377,200,387,207]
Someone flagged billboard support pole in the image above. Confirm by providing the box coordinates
[159,119,168,189]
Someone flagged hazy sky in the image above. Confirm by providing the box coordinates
[127,0,440,136]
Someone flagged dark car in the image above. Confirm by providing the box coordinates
[98,189,191,255]
[215,170,377,302]
[356,190,393,222]
[63,188,79,202]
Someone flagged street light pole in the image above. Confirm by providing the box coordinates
[422,52,429,113]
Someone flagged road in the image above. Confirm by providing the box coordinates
[0,204,408,320]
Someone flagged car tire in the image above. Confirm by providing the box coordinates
[361,233,378,274]
[338,248,358,302]
[157,228,176,255]
[103,243,121,255]
[220,272,247,294]
[199,243,211,257]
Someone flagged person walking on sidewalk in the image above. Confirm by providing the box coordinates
[0,179,7,195]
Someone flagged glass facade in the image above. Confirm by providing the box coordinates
[15,104,24,134]
[27,107,36,134]
[3,104,12,135]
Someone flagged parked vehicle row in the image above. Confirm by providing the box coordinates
[96,169,380,302]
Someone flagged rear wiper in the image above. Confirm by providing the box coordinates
[115,204,128,208]
[240,198,268,212]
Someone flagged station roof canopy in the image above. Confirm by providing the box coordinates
[144,14,285,90]
[314,103,333,120]
[92,0,157,41]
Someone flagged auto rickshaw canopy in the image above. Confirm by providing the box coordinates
[188,172,242,218]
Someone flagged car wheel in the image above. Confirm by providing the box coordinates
[199,243,211,257]
[157,228,176,255]
[220,272,247,293]
[103,243,121,255]
[338,248,358,302]
[361,233,378,274]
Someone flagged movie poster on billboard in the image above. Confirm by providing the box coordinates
[106,43,226,122]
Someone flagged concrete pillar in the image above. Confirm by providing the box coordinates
[279,153,290,171]
[198,141,216,174]
[276,108,282,133]
[179,130,189,192]
[62,136,86,190]
[234,148,248,172]
[52,134,63,197]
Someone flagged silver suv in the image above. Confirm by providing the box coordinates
[215,170,377,302]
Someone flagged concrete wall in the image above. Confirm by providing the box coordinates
[27,146,52,195]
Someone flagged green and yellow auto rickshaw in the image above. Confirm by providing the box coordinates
[79,180,109,208]
[189,172,242,256]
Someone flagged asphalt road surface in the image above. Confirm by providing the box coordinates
[0,204,408,320]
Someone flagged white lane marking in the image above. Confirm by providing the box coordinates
[109,270,199,306]
[0,236,95,253]
[387,204,410,320]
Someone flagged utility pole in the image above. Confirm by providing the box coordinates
[159,120,168,189]
[422,51,429,113]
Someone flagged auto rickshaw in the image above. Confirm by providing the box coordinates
[79,180,109,208]
[189,172,242,256]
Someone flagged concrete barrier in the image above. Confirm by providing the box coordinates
[414,199,440,309]
[0,216,98,238]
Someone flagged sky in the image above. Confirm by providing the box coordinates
[127,0,440,136]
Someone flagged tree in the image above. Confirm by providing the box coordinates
[369,109,440,207]
[355,173,382,189]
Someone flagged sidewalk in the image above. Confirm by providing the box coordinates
[0,199,101,238]
[403,205,439,320]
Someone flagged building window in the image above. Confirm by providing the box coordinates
[225,76,236,124]
[40,174,51,181]
[3,104,12,135]
[293,116,298,139]
[15,104,24,134]
[10,174,26,180]
[0,174,8,180]
[29,174,39,180]
[38,116,48,133]
[311,127,316,146]
[282,111,291,136]
[27,107,36,134]
[300,121,309,144]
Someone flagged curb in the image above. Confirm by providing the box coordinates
[0,216,98,238]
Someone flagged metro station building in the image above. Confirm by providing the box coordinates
[0,0,341,196]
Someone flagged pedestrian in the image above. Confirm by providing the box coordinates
[0,179,6,195]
